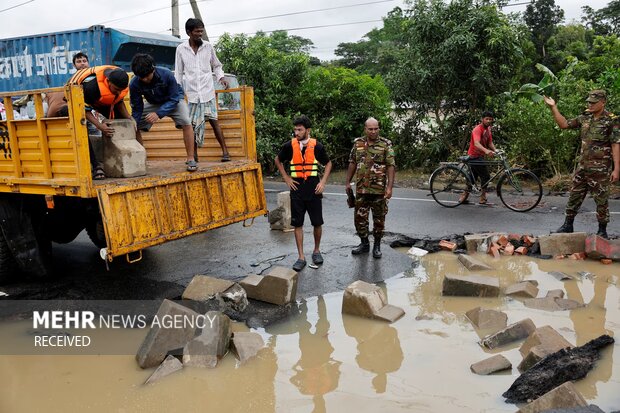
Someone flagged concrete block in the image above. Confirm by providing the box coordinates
[548,271,575,281]
[505,281,539,298]
[342,280,405,323]
[231,331,264,364]
[268,191,293,231]
[457,254,493,271]
[442,274,500,297]
[546,289,565,299]
[517,382,587,413]
[538,233,587,256]
[144,355,183,385]
[182,275,234,302]
[240,266,298,306]
[470,354,512,375]
[183,311,231,368]
[585,235,620,260]
[103,119,146,178]
[136,300,200,369]
[518,326,574,372]
[480,318,536,349]
[524,297,583,312]
[465,307,507,331]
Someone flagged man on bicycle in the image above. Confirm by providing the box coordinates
[460,111,497,204]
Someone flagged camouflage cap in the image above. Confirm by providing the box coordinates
[586,89,607,103]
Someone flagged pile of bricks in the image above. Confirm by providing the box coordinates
[486,234,536,258]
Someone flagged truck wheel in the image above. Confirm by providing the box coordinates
[0,232,18,283]
[86,219,106,248]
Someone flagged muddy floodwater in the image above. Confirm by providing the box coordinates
[0,252,618,412]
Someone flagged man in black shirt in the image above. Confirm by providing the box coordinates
[275,115,332,271]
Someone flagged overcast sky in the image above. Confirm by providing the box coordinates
[1,0,612,61]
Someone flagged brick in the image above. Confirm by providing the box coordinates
[480,318,536,349]
[505,281,539,298]
[508,233,522,241]
[442,274,500,297]
[538,233,587,256]
[515,246,528,255]
[554,255,566,260]
[569,252,587,260]
[497,235,509,247]
[465,233,503,253]
[457,254,493,271]
[518,326,574,372]
[522,235,537,247]
[240,266,298,306]
[465,307,507,331]
[517,382,587,413]
[342,280,405,323]
[439,240,457,251]
[489,243,501,259]
[601,258,612,265]
[585,234,620,260]
[470,354,512,375]
[503,243,515,255]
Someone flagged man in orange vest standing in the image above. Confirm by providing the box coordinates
[275,115,332,271]
[68,65,132,179]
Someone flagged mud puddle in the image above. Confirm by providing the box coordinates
[0,252,618,412]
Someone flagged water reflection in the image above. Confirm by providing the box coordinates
[290,296,341,413]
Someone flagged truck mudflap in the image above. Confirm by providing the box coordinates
[96,161,267,261]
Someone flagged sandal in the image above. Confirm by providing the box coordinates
[221,154,231,162]
[93,167,105,180]
[292,259,307,272]
[186,160,198,172]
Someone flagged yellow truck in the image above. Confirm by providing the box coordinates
[0,84,267,280]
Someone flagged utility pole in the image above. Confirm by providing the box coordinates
[189,0,209,41]
[171,0,180,38]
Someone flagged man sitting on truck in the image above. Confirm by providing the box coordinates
[67,65,132,179]
[130,53,197,172]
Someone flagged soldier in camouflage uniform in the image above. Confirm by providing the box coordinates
[345,118,396,258]
[544,90,620,239]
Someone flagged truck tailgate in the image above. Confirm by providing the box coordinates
[96,160,266,259]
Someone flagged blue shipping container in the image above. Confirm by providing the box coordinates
[0,25,182,92]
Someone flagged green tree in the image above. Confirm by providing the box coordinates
[582,0,620,36]
[523,0,564,61]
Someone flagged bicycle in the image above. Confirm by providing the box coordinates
[429,150,543,212]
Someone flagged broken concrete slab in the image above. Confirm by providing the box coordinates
[217,283,249,313]
[231,331,264,364]
[480,318,536,349]
[517,381,588,413]
[182,275,234,302]
[585,234,620,260]
[518,326,574,372]
[470,354,512,375]
[505,281,539,298]
[534,406,606,413]
[442,274,500,297]
[182,311,231,368]
[136,300,201,369]
[503,334,614,403]
[465,307,507,331]
[240,266,298,306]
[464,233,503,253]
[524,297,583,312]
[342,280,405,323]
[144,355,183,385]
[457,254,493,271]
[546,289,565,299]
[538,233,587,256]
[407,246,429,257]
[548,271,576,281]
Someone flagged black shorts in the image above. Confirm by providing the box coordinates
[291,196,323,227]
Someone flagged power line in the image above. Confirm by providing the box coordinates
[0,0,34,14]
[208,0,398,26]
[96,0,212,25]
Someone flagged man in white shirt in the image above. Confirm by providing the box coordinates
[175,18,231,162]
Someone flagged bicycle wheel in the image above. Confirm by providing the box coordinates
[430,166,471,208]
[498,168,542,212]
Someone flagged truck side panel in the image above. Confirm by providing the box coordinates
[97,162,266,258]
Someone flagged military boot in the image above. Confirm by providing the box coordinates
[352,237,370,255]
[373,238,382,259]
[597,223,608,239]
[555,216,574,233]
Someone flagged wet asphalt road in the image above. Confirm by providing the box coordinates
[2,182,618,301]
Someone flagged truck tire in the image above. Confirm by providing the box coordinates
[0,232,18,283]
[86,219,106,248]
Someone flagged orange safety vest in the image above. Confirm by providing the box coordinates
[68,65,128,118]
[290,138,319,180]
